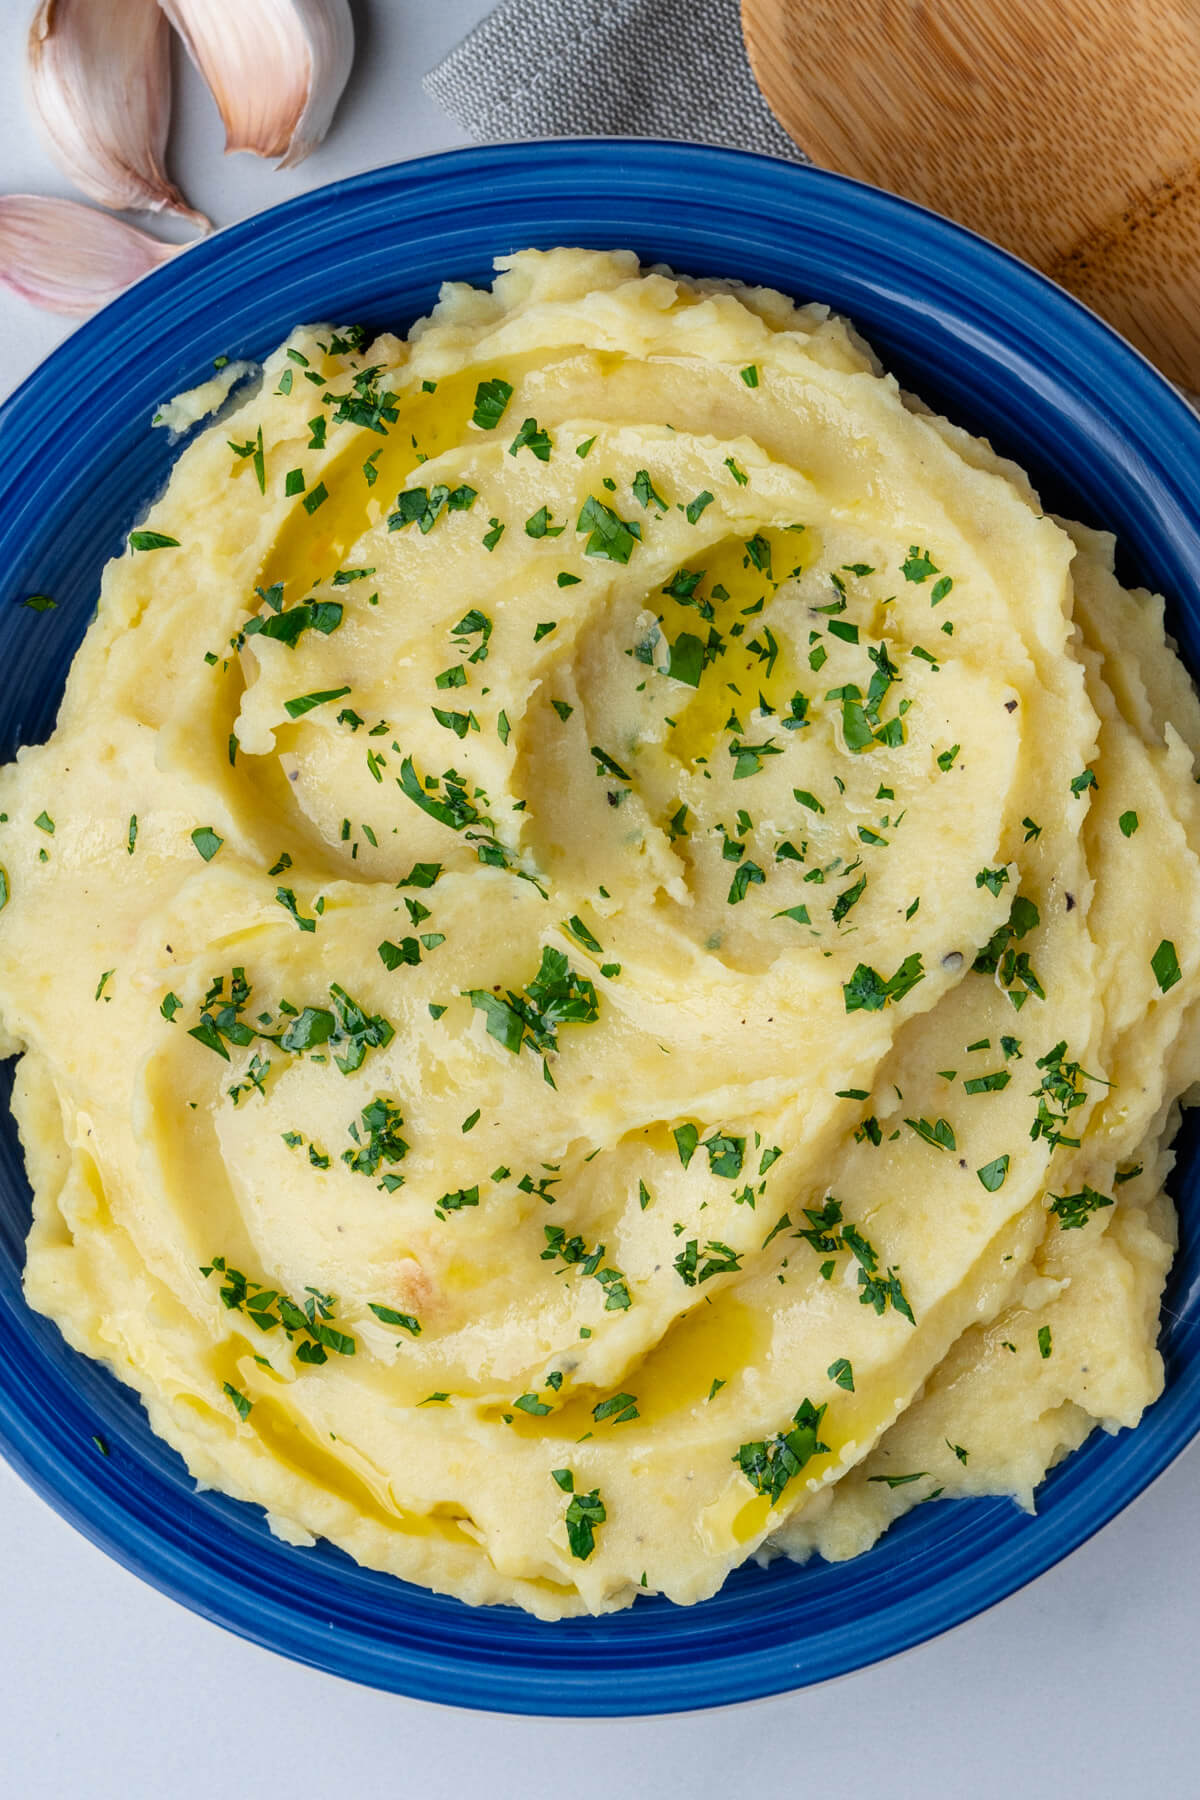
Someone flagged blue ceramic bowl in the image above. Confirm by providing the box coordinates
[1,142,1199,1715]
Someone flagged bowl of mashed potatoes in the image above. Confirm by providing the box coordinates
[1,142,1199,1714]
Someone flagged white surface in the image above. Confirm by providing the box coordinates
[0,3,1197,1794]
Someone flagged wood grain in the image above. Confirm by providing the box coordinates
[742,0,1200,386]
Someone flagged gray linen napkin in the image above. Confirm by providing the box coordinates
[424,0,806,162]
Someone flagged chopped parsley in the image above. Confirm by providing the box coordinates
[1030,1041,1108,1150]
[901,546,939,582]
[432,706,480,739]
[275,886,317,932]
[843,954,924,1013]
[590,745,632,784]
[1048,1184,1113,1229]
[727,860,765,904]
[277,983,393,1075]
[451,609,492,662]
[229,426,265,492]
[343,1097,408,1180]
[525,505,565,539]
[964,1070,1010,1094]
[323,364,397,434]
[563,914,603,953]
[398,758,486,831]
[673,1239,742,1285]
[388,483,477,534]
[973,894,1043,1007]
[223,1382,252,1420]
[541,1227,631,1309]
[244,597,342,648]
[435,1186,480,1218]
[191,826,223,862]
[284,686,352,719]
[378,937,421,970]
[1152,938,1182,992]
[129,530,179,552]
[793,1198,915,1323]
[734,1399,828,1504]
[905,1115,956,1151]
[593,1392,639,1424]
[632,469,667,513]
[200,1256,355,1364]
[577,495,641,563]
[551,1469,606,1560]
[976,1154,1010,1192]
[508,417,553,461]
[472,377,514,429]
[831,874,866,923]
[369,1302,421,1337]
[730,738,783,779]
[466,945,599,1076]
[774,903,811,925]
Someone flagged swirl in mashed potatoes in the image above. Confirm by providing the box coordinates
[2,248,1199,1617]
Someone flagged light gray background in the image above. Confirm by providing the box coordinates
[0,4,1196,1794]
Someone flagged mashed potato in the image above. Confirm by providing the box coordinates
[1,248,1198,1617]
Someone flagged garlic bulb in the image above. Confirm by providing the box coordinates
[0,196,181,316]
[159,0,355,169]
[26,0,205,227]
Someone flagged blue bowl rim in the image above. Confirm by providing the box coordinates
[0,138,1199,1715]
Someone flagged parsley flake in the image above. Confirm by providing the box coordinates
[472,377,514,430]
[976,1153,1011,1192]
[1049,1184,1113,1229]
[508,417,553,462]
[577,495,641,563]
[191,826,223,862]
[129,530,179,552]
[901,546,938,582]
[843,954,924,1013]
[734,1399,828,1504]
[1153,938,1182,992]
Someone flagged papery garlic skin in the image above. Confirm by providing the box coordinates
[26,0,205,227]
[160,0,354,169]
[0,196,181,315]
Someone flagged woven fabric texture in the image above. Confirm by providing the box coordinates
[424,0,806,162]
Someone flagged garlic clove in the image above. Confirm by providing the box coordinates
[159,0,354,170]
[0,195,181,316]
[26,0,206,228]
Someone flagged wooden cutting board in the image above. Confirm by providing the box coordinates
[741,0,1200,387]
